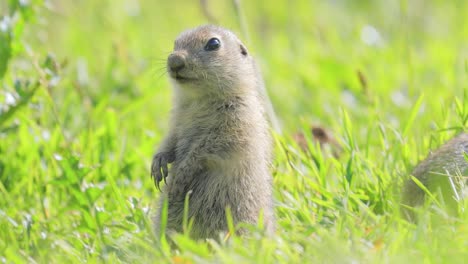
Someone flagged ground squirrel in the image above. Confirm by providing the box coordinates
[151,25,274,239]
[402,132,468,219]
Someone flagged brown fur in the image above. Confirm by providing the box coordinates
[402,133,468,219]
[151,25,274,240]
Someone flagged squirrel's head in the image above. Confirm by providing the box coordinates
[167,25,255,96]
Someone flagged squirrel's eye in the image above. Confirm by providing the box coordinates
[204,38,221,51]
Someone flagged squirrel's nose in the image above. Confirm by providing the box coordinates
[167,54,186,73]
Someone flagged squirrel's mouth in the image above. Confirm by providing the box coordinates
[175,75,190,81]
[170,72,197,82]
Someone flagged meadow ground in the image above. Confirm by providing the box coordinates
[1,0,468,263]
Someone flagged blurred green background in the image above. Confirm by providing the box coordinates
[1,0,468,262]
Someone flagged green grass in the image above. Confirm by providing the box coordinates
[1,0,468,263]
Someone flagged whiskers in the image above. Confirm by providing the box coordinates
[149,56,169,83]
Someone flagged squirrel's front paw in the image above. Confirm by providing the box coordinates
[151,152,173,190]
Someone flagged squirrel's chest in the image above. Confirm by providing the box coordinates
[174,111,244,155]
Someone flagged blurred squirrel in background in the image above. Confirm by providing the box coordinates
[402,132,468,220]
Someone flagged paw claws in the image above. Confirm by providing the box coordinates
[151,152,171,191]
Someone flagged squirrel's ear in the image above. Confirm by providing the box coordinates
[240,44,248,56]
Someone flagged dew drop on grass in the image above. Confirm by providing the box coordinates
[391,90,410,107]
[0,16,11,32]
[341,90,357,108]
[77,58,89,86]
[53,153,63,161]
[42,130,51,141]
[5,92,16,105]
[49,76,61,87]
[124,0,141,17]
[361,25,382,46]
[133,179,142,189]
